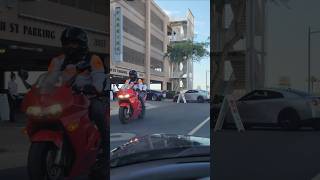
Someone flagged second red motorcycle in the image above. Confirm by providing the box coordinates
[117,84,146,124]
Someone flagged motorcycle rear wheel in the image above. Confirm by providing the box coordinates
[28,142,65,180]
[119,107,130,124]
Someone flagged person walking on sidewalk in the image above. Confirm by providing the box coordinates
[8,72,18,122]
[177,89,187,104]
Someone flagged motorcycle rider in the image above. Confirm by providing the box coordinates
[125,70,146,113]
[47,27,108,174]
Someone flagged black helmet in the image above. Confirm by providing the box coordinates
[60,27,89,61]
[129,70,138,81]
[60,27,88,49]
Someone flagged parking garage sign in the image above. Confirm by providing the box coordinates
[112,6,123,63]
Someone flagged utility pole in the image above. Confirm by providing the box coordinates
[246,0,256,92]
[307,26,320,94]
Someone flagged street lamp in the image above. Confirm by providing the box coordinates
[307,26,320,94]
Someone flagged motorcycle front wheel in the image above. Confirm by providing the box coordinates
[28,142,65,180]
[119,107,131,124]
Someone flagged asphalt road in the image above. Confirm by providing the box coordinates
[110,100,210,150]
[0,100,210,179]
[213,127,320,180]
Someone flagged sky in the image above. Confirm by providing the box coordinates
[261,0,320,93]
[155,0,210,90]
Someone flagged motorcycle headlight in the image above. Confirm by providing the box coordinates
[26,104,63,118]
[26,106,42,117]
[44,104,63,117]
[118,94,130,99]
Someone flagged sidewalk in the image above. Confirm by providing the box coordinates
[0,113,26,127]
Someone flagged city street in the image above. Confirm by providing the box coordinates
[213,128,320,180]
[0,99,209,179]
[110,100,210,149]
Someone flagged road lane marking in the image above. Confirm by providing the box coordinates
[188,117,210,135]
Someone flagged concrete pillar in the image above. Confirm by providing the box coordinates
[246,0,256,92]
[145,0,151,89]
[163,15,169,91]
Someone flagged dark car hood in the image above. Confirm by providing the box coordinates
[110,134,210,160]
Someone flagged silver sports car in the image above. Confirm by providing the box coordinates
[221,88,320,130]
[173,90,210,103]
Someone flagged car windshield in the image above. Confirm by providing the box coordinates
[110,134,210,167]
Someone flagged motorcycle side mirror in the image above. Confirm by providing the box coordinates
[18,69,29,81]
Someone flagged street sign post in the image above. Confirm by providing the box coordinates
[214,94,245,132]
[112,6,123,64]
[227,95,245,131]
[214,61,245,132]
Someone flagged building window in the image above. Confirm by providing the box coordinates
[123,46,145,66]
[60,0,76,7]
[151,58,163,72]
[124,0,146,16]
[123,16,146,41]
[151,11,164,31]
[151,35,164,51]
[78,0,92,11]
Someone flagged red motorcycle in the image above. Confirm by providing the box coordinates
[21,72,107,180]
[117,84,146,124]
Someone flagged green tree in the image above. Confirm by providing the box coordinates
[165,39,209,91]
[166,39,209,64]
